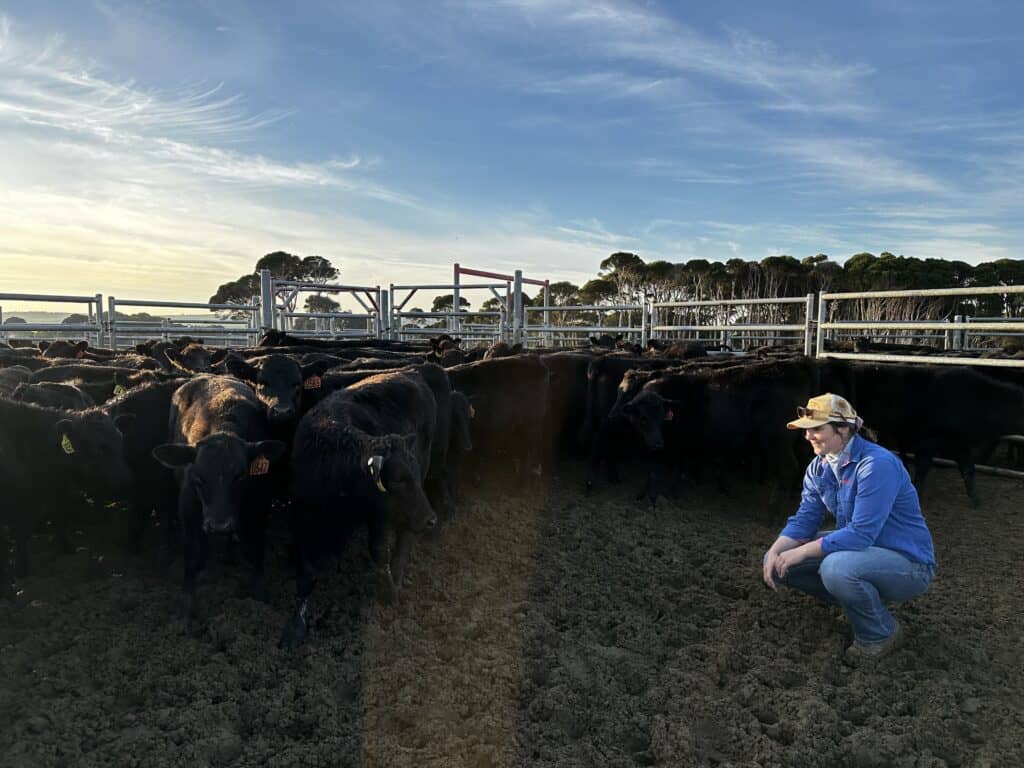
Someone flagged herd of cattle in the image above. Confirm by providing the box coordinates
[0,331,1021,648]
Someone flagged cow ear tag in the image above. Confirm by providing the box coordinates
[664,410,674,422]
[303,376,322,390]
[367,456,386,493]
[61,434,76,455]
[113,384,127,396]
[468,404,476,419]
[249,456,270,476]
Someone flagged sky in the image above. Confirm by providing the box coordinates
[1,0,1023,312]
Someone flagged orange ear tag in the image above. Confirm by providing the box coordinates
[664,410,674,421]
[303,376,322,390]
[249,456,270,476]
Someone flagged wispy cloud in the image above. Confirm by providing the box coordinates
[771,138,945,194]
[0,17,414,205]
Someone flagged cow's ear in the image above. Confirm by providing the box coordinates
[301,360,334,381]
[38,341,51,352]
[365,454,386,493]
[224,356,258,385]
[54,419,76,454]
[511,343,523,354]
[209,348,228,365]
[75,341,89,352]
[152,443,196,468]
[663,399,683,420]
[249,439,287,464]
[114,413,136,436]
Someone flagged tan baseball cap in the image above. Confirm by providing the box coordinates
[787,393,861,430]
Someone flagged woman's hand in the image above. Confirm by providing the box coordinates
[775,544,812,579]
[762,550,781,590]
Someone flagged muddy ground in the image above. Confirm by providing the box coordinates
[1,462,1022,768]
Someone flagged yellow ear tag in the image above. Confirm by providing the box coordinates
[113,384,127,396]
[61,434,75,455]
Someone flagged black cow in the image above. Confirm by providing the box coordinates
[224,355,335,435]
[106,380,184,557]
[0,365,33,398]
[539,351,594,460]
[481,341,523,360]
[11,382,95,410]
[446,356,550,486]
[164,343,230,374]
[852,363,1024,506]
[0,399,134,594]
[610,358,818,512]
[280,370,438,648]
[151,375,287,626]
[304,363,459,516]
[38,340,90,359]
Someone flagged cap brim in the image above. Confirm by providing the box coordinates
[786,416,831,430]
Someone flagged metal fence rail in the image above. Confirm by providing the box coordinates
[0,291,105,346]
[107,297,260,349]
[817,285,1024,368]
[652,295,814,354]
[389,280,508,343]
[523,304,647,347]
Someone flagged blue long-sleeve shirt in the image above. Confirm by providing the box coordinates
[780,435,936,566]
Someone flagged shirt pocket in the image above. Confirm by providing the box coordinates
[836,479,856,521]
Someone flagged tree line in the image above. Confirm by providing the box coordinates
[201,250,1024,332]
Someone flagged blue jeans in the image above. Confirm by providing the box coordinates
[774,547,935,646]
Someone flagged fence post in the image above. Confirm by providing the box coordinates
[816,294,827,357]
[259,269,275,330]
[379,289,389,340]
[641,299,649,346]
[107,296,118,350]
[543,281,551,348]
[804,293,815,356]
[513,270,523,345]
[93,293,105,348]
[451,263,461,335]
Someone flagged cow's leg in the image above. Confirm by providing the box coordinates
[389,526,415,592]
[179,492,206,630]
[239,494,270,602]
[279,517,319,650]
[912,442,935,498]
[367,512,397,605]
[585,423,609,494]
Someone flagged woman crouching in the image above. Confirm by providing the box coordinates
[762,393,936,663]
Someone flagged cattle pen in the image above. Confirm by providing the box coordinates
[1,268,1024,768]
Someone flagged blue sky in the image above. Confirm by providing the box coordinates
[1,1,1022,311]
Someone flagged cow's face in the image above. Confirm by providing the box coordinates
[153,435,286,533]
[227,355,323,432]
[56,412,136,494]
[366,435,437,532]
[165,344,213,374]
[621,391,672,451]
